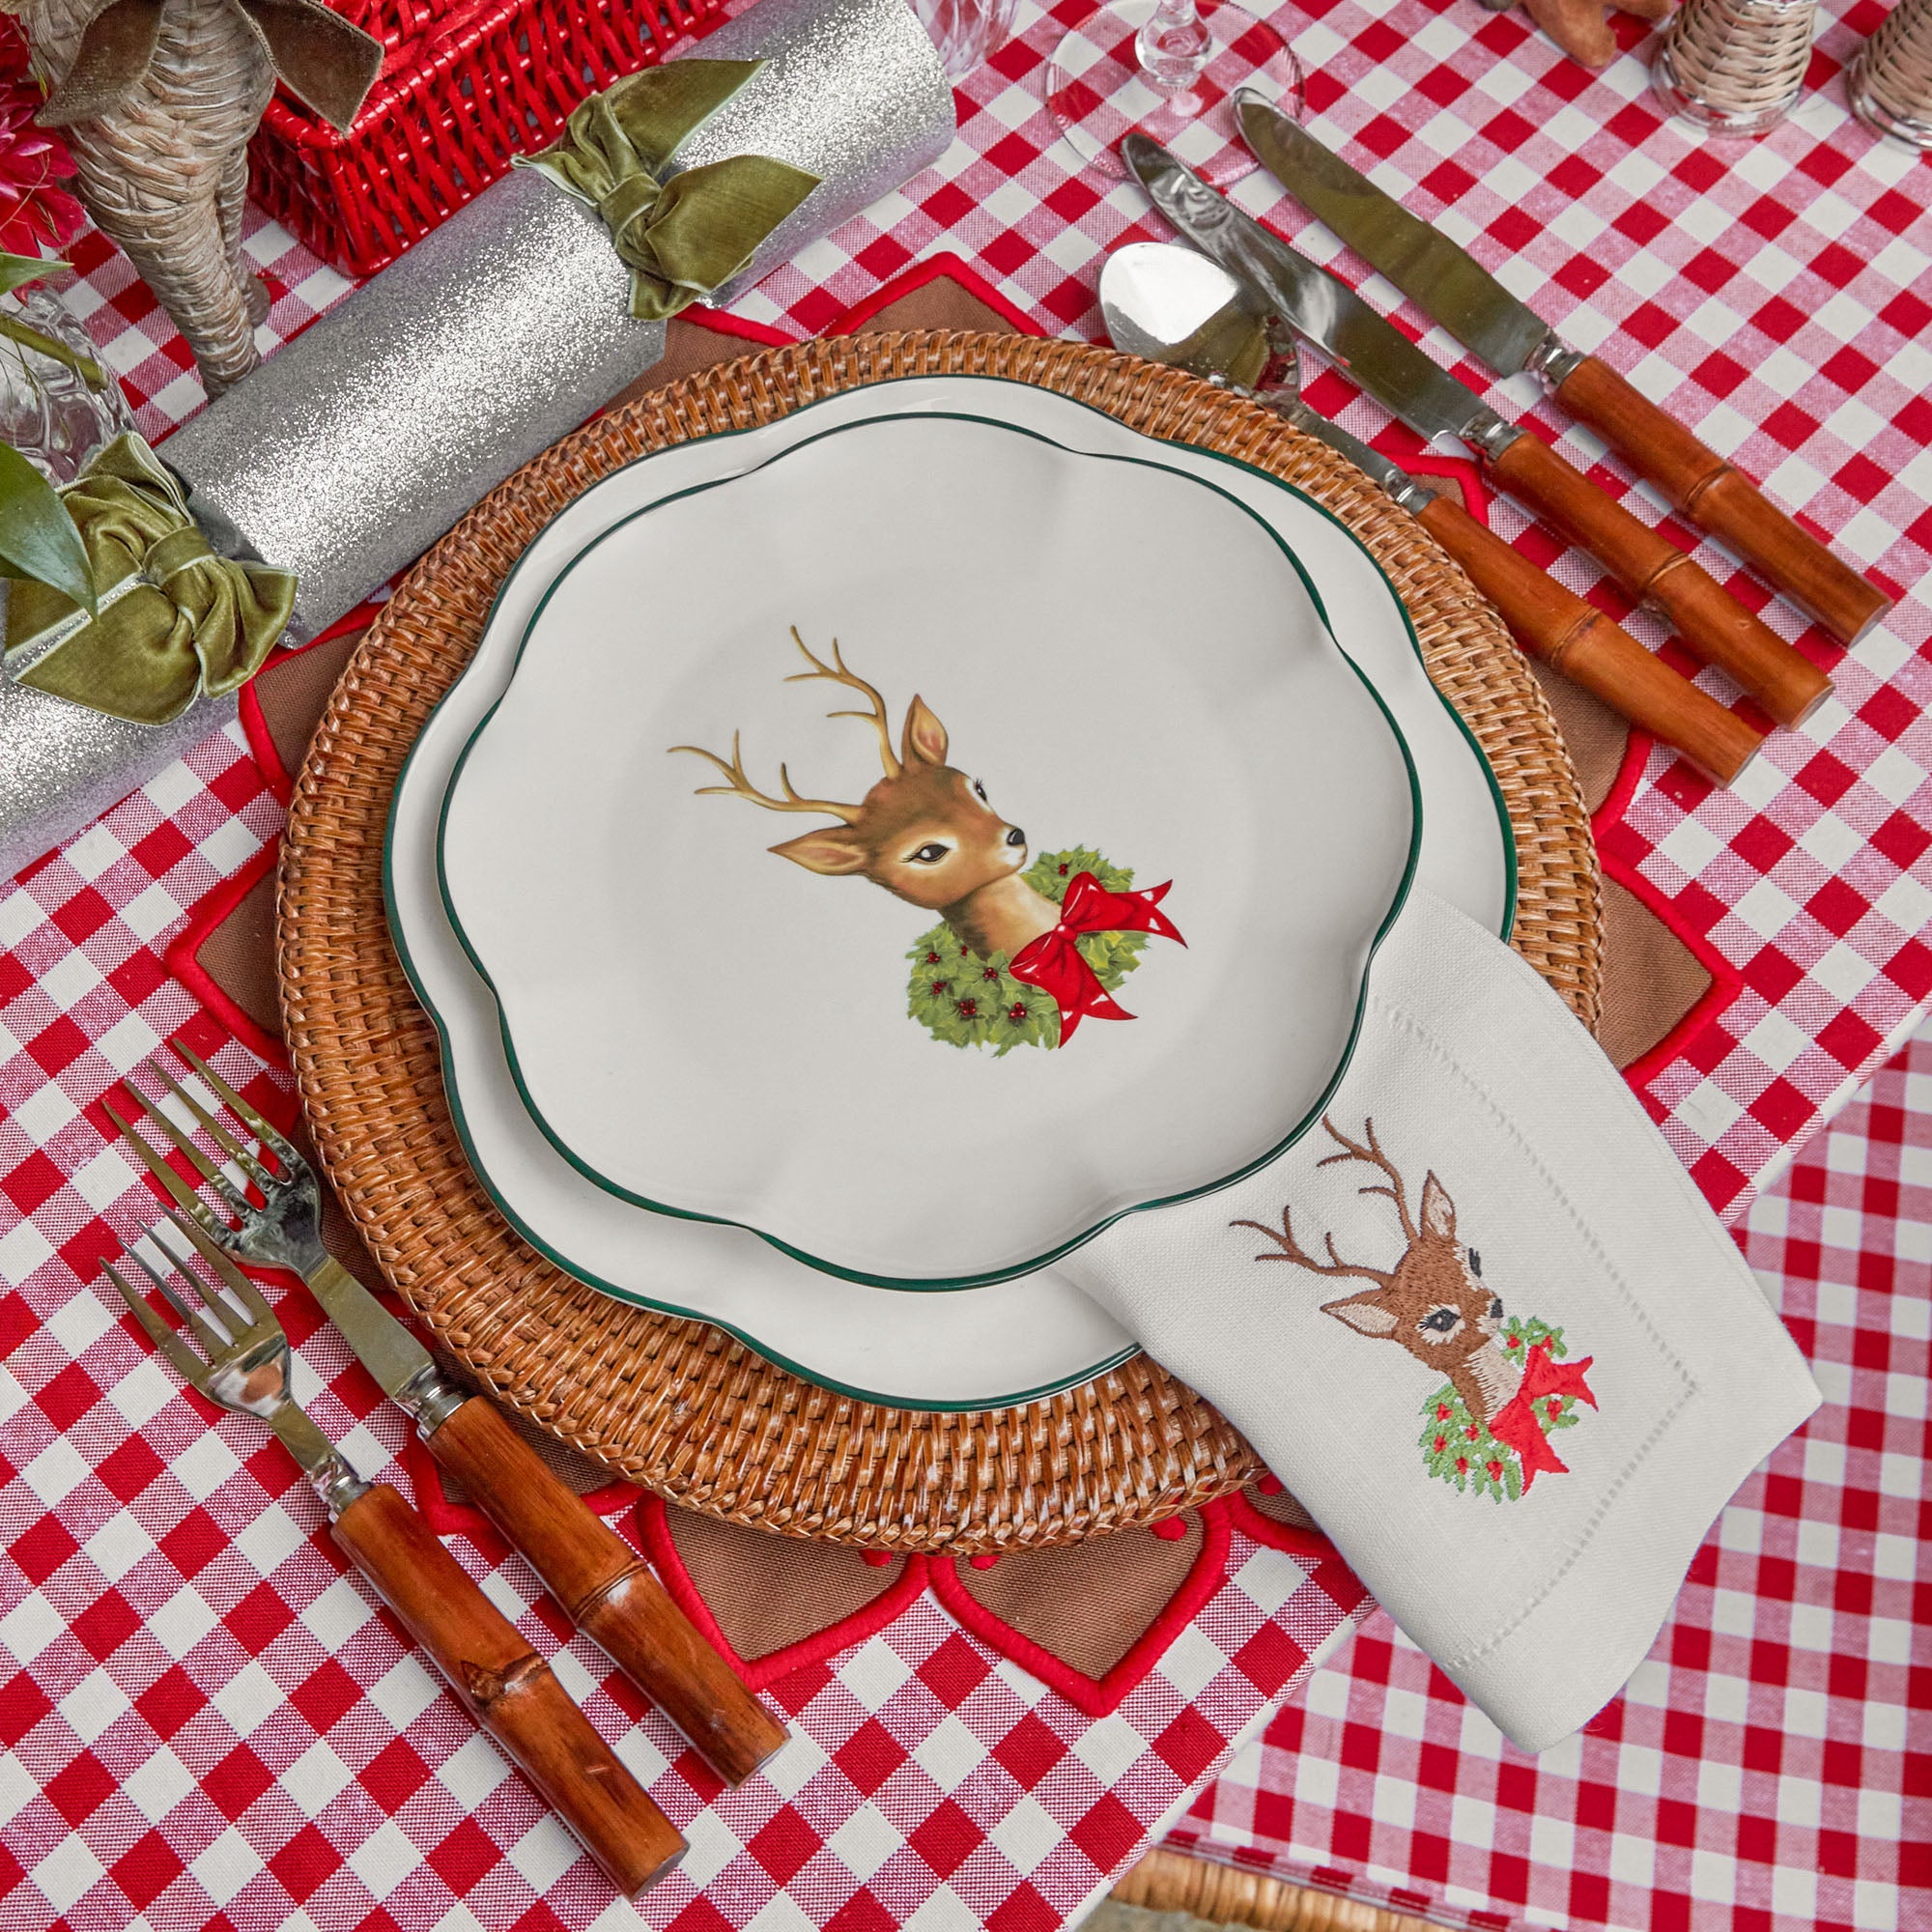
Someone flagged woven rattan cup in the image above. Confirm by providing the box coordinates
[277,332,1603,1552]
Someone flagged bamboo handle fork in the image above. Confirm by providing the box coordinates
[104,1215,686,1898]
[109,1043,787,1788]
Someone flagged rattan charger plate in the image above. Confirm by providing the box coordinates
[278,332,1603,1553]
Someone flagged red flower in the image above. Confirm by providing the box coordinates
[0,23,84,258]
[1455,1457,1467,1474]
[1433,1435,1446,1453]
[1436,1403,1451,1420]
[1487,1460,1503,1481]
[1464,1424,1479,1440]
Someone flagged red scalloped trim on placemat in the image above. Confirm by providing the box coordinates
[929,1501,1236,1719]
[829,251,1047,338]
[163,837,286,1067]
[1223,1487,1346,1568]
[633,1494,933,1690]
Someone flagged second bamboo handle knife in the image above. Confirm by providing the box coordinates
[1236,95,1891,650]
[1547,355,1890,647]
[308,1256,787,1785]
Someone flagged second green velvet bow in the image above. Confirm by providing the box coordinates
[514,61,820,323]
[5,434,297,725]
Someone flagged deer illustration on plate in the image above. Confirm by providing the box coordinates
[672,630,1185,1054]
[1235,1116,1597,1502]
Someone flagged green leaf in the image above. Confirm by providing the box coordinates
[0,254,68,300]
[0,443,94,615]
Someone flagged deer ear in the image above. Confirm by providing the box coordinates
[769,827,870,876]
[1321,1291,1399,1337]
[901,696,949,767]
[1419,1173,1457,1241]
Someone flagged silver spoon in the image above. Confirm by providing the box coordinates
[1096,242,1762,784]
[1099,242,1434,512]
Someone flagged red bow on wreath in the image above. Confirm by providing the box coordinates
[1489,1342,1598,1492]
[1009,871,1185,1045]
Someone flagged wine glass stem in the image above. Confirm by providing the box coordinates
[1137,0,1211,87]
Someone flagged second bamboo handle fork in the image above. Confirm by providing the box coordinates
[328,1480,687,1895]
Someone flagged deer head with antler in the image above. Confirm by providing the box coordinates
[672,630,1065,962]
[1235,1117,1523,1426]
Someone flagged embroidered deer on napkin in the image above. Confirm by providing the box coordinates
[1236,1116,1598,1500]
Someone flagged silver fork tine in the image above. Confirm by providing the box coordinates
[141,1056,276,1191]
[165,1208,275,1326]
[169,1042,300,1167]
[103,1099,240,1231]
[122,1242,232,1356]
[104,1260,209,1379]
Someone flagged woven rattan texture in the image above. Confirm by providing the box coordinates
[275,331,1602,1553]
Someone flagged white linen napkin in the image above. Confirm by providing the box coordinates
[1056,888,1820,1752]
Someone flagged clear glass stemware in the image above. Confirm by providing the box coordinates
[1046,0,1304,185]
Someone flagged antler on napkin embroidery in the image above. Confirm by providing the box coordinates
[1234,1115,1597,1504]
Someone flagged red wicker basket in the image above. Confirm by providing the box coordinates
[248,0,727,279]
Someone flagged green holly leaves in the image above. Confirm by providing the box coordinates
[1417,1316,1576,1505]
[904,847,1149,1056]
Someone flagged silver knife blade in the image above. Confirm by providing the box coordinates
[1236,93,1557,381]
[306,1258,446,1411]
[1122,135,1511,459]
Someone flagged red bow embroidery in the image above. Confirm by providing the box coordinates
[1488,1342,1597,1492]
[1009,872,1185,1045]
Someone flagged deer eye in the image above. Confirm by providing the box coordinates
[972,779,988,802]
[1417,1307,1461,1335]
[906,841,952,866]
[1466,1248,1482,1276]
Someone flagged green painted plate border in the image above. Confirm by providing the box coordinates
[433,409,1426,1292]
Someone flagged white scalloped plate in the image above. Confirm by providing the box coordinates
[385,375,1511,1406]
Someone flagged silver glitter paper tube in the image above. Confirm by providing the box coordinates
[0,675,235,884]
[165,0,954,639]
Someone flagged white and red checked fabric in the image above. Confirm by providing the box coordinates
[1171,1015,1932,1932]
[3,0,1930,1926]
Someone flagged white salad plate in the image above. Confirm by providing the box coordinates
[436,411,1420,1288]
[386,375,1514,1406]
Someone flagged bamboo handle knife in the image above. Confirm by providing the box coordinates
[1485,428,1832,727]
[1549,355,1891,648]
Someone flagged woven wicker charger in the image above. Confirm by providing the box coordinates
[278,332,1603,1554]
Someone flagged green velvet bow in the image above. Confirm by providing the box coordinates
[515,61,820,323]
[5,435,297,725]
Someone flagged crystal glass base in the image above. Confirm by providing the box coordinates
[1651,48,1802,136]
[1046,0,1303,185]
[0,285,132,484]
[1849,50,1932,149]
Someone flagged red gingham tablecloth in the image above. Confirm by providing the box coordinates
[3,0,1929,1925]
[1177,1016,1932,1932]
